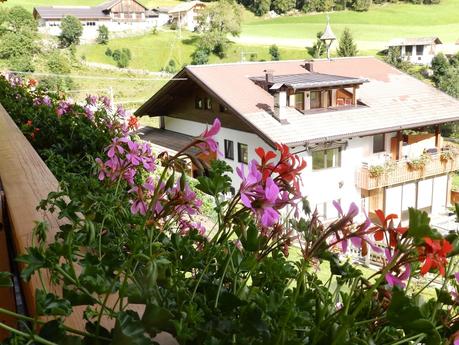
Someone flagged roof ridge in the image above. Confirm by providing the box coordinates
[186,56,376,69]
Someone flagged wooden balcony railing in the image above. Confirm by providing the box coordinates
[357,151,459,190]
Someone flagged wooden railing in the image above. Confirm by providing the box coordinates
[0,103,177,344]
[357,152,459,190]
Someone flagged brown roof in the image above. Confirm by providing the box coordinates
[137,126,196,155]
[33,0,146,20]
[137,57,459,147]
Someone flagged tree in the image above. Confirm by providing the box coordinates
[40,50,73,91]
[59,16,83,47]
[271,0,296,13]
[304,0,335,12]
[191,48,210,65]
[336,27,358,57]
[6,6,37,33]
[269,44,280,61]
[252,0,271,15]
[307,31,326,58]
[97,25,109,44]
[197,0,242,58]
[351,0,371,10]
[431,53,449,86]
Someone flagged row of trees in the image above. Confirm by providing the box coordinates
[238,0,440,16]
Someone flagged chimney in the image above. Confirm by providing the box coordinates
[304,61,314,72]
[264,69,274,83]
[273,89,287,121]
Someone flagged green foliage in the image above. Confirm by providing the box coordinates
[39,50,73,92]
[307,31,326,58]
[350,0,371,11]
[162,59,177,73]
[105,47,113,57]
[431,53,450,85]
[252,0,271,15]
[97,25,109,45]
[191,47,210,65]
[336,27,358,57]
[59,16,83,48]
[271,0,296,13]
[269,44,280,61]
[304,0,335,12]
[112,48,132,68]
[197,0,242,58]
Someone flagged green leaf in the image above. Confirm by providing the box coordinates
[407,208,441,242]
[142,303,175,336]
[0,272,13,287]
[435,288,453,305]
[36,290,72,316]
[63,286,96,306]
[112,311,152,345]
[16,247,47,281]
[241,221,260,252]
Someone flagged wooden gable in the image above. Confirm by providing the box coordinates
[109,0,147,14]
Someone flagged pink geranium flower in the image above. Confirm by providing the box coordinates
[197,118,222,155]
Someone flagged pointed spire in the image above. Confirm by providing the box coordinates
[320,15,336,41]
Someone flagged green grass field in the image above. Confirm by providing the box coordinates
[77,30,310,71]
[241,0,459,50]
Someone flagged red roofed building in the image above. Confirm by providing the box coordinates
[137,56,459,230]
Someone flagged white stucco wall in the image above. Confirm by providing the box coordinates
[163,117,272,188]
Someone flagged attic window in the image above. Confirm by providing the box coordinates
[195,97,203,109]
[205,98,212,110]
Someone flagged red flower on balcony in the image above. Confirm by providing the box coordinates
[418,237,453,276]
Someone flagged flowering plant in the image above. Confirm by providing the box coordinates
[0,75,458,345]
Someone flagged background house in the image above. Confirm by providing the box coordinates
[33,0,164,42]
[387,37,442,65]
[136,57,459,230]
[168,1,206,32]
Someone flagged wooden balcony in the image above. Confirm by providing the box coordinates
[357,151,459,190]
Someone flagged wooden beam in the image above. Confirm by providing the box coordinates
[352,86,357,106]
[396,131,403,160]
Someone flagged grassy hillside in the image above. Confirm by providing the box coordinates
[241,0,459,49]
[78,31,310,71]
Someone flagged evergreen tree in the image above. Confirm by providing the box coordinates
[336,27,358,57]
[431,53,449,86]
[351,0,371,11]
[97,25,109,44]
[269,44,280,61]
[59,16,83,47]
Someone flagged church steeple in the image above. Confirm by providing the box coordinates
[320,16,336,60]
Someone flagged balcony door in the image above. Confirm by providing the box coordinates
[310,91,321,109]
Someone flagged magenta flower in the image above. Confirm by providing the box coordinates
[56,100,71,117]
[95,158,106,181]
[197,118,221,155]
[84,105,95,120]
[86,94,98,106]
[42,96,52,107]
[384,249,411,288]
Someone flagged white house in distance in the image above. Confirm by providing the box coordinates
[33,0,169,42]
[168,1,206,31]
[136,56,459,230]
[387,37,443,65]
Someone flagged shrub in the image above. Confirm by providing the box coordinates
[269,44,280,61]
[111,48,131,68]
[191,48,210,65]
[105,47,113,57]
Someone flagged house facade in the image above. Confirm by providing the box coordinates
[387,37,442,65]
[136,57,459,228]
[168,1,206,31]
[33,0,165,42]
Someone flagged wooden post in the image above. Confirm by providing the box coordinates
[352,86,357,106]
[396,131,403,160]
[435,125,441,149]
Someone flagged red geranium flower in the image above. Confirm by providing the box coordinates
[418,237,453,276]
[371,210,406,247]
